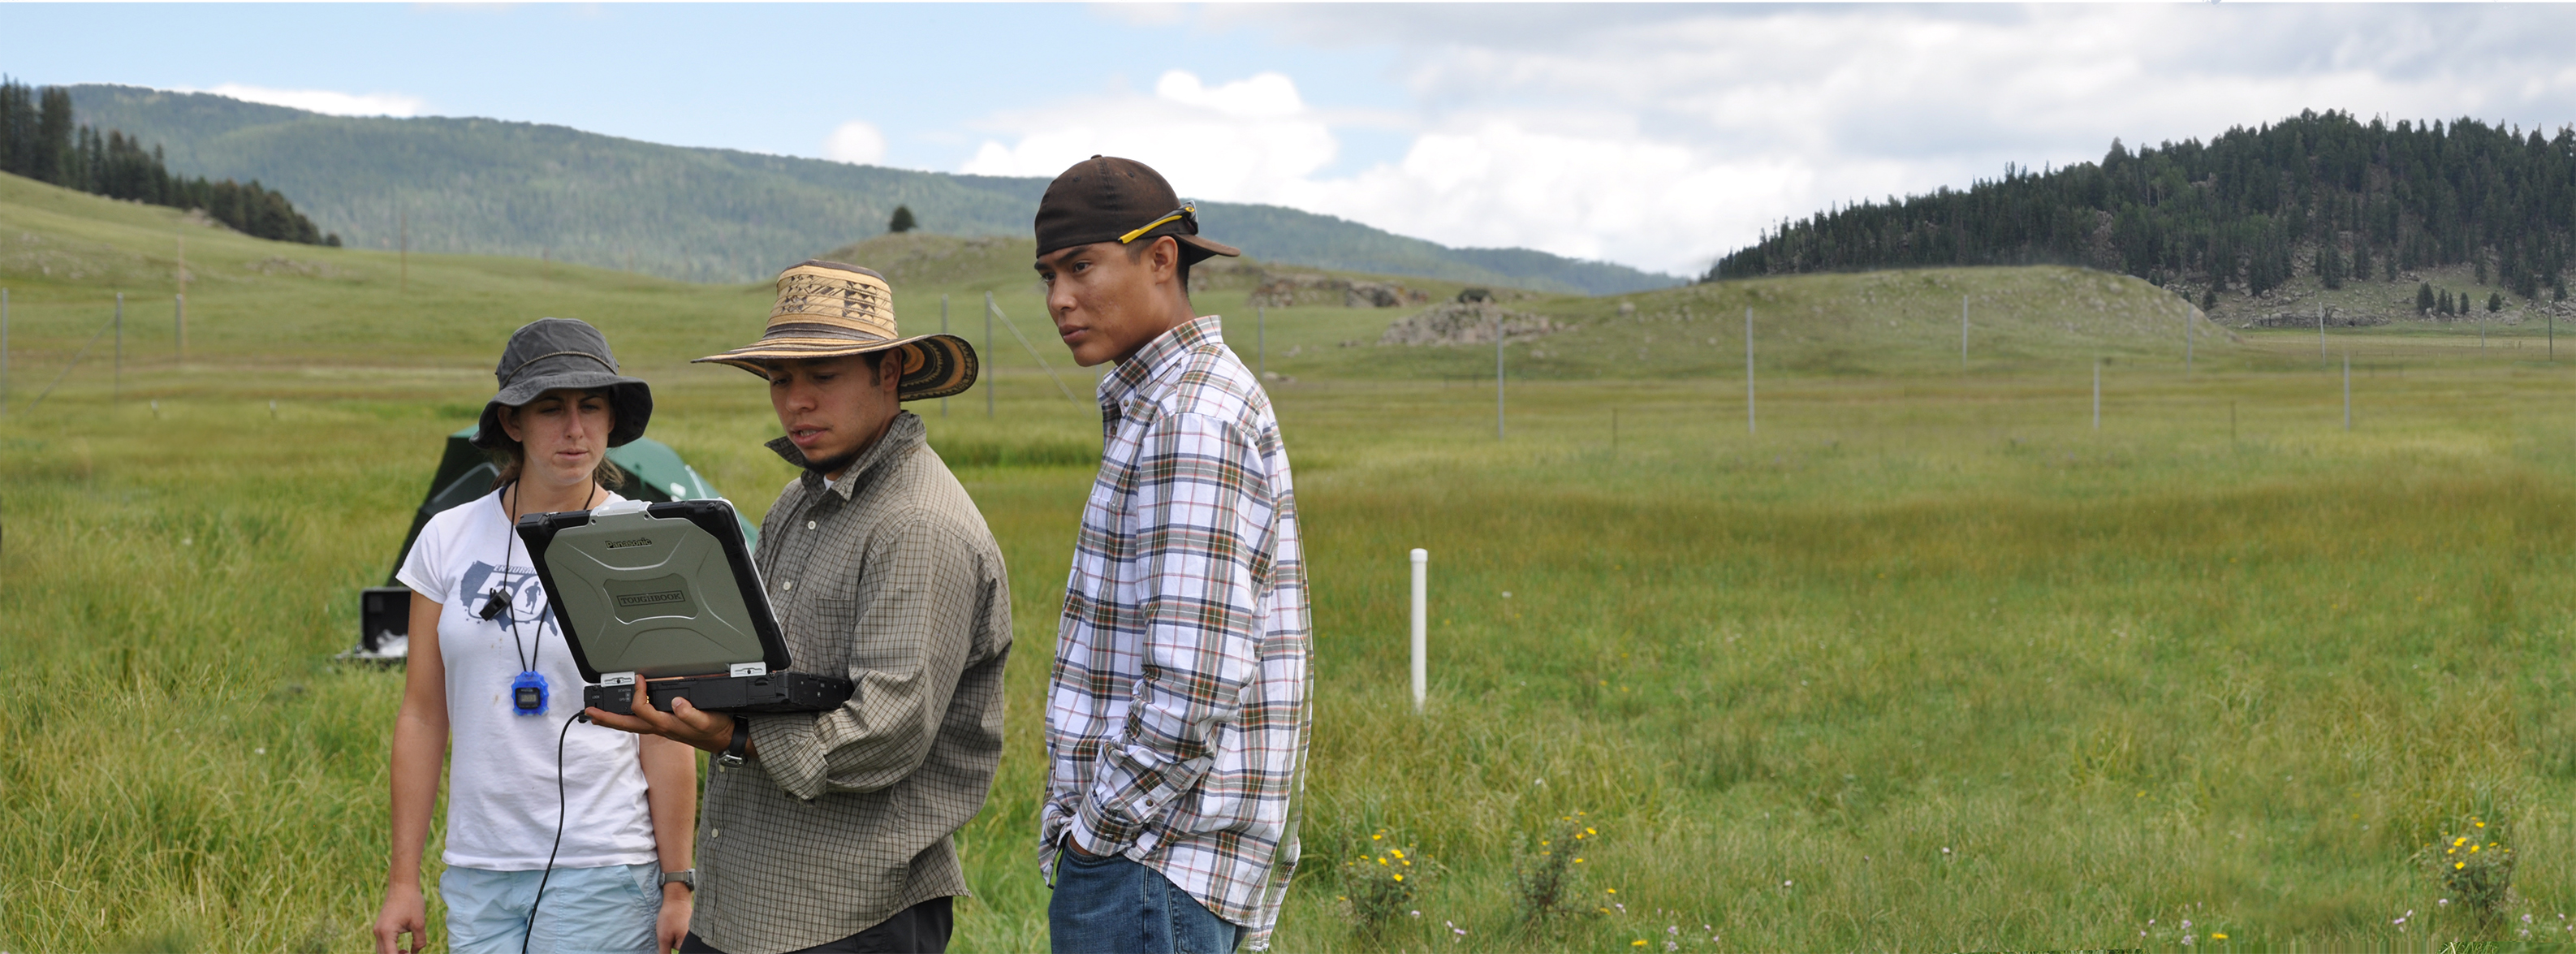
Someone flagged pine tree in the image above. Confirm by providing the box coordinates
[2418,282,2436,313]
[33,85,71,186]
[0,77,31,179]
[1704,110,2576,290]
[2489,291,2504,313]
[2319,242,2345,289]
[2440,290,2454,315]
[887,205,917,234]
[0,80,328,245]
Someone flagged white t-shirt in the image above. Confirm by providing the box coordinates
[397,488,659,871]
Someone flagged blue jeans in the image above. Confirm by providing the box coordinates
[1049,849,1240,954]
[440,862,661,954]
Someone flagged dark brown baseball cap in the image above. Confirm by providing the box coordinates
[1034,155,1241,264]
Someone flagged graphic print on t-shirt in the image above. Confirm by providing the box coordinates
[456,560,556,635]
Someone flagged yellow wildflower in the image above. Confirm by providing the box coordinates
[1377,857,1387,866]
[1607,887,1617,894]
[1575,858,1586,864]
[1587,827,1599,835]
[2477,821,2486,828]
[1632,942,1649,948]
[2455,837,2469,847]
[2213,933,2228,940]
[1392,874,1403,882]
[2471,845,2480,853]
[1391,849,1405,859]
[2457,861,2467,870]
[1372,834,1383,840]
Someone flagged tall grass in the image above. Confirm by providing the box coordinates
[11,352,2576,951]
[11,171,2576,949]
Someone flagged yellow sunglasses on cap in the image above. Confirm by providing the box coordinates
[1118,203,1197,244]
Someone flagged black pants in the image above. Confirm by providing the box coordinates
[680,896,952,954]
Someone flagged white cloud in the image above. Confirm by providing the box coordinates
[960,70,1338,204]
[825,119,888,165]
[968,5,2576,275]
[1276,123,1814,271]
[192,84,425,117]
[1154,71,1303,119]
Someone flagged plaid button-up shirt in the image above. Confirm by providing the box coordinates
[1042,315,1313,949]
[694,412,1013,954]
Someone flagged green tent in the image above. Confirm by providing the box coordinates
[348,427,758,661]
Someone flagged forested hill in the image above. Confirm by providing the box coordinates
[1707,110,2576,306]
[62,84,1679,295]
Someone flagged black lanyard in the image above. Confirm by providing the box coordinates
[485,480,598,672]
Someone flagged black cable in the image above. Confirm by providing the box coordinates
[524,710,583,954]
[501,482,533,675]
[510,477,600,950]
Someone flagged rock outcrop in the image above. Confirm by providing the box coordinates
[1379,301,1559,346]
[1245,271,1430,309]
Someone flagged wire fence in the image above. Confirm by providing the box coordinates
[0,290,205,416]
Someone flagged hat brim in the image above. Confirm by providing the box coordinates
[1176,233,1240,261]
[472,373,654,449]
[693,332,979,402]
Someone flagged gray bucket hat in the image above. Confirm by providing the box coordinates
[472,317,654,449]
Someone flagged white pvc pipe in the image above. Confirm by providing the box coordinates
[1409,548,1427,713]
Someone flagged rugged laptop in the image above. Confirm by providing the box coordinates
[517,499,853,714]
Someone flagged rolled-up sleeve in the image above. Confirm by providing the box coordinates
[750,516,985,801]
[1072,412,1272,853]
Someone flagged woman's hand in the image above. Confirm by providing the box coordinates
[658,883,693,952]
[373,882,428,954]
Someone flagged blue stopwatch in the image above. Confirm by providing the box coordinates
[511,670,550,715]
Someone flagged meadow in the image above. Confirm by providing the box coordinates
[7,171,2576,952]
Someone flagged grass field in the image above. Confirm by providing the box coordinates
[9,171,2576,952]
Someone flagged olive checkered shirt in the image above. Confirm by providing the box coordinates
[1042,315,1314,950]
[692,412,1012,954]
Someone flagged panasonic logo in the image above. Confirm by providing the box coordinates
[603,537,654,549]
[615,590,686,608]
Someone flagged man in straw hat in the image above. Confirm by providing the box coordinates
[1030,156,1312,953]
[588,261,1011,954]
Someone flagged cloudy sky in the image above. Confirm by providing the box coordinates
[8,3,2576,277]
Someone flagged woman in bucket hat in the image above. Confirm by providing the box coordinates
[374,318,698,954]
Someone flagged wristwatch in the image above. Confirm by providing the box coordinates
[717,715,750,767]
[661,869,695,891]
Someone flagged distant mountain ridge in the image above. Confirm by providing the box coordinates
[63,84,1679,295]
[1709,108,2576,309]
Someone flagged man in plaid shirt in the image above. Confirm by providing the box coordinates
[1031,156,1311,954]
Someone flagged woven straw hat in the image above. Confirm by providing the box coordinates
[693,260,977,400]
